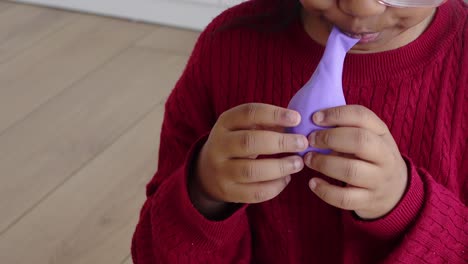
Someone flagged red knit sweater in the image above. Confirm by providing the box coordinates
[132,0,468,263]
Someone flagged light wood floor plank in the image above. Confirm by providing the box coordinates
[0,3,197,263]
[0,4,76,64]
[0,1,15,13]
[0,104,165,264]
[135,26,200,55]
[0,48,188,234]
[122,255,133,264]
[0,14,154,133]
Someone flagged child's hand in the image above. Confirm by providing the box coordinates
[304,105,408,220]
[191,103,308,217]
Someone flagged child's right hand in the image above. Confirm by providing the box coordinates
[189,103,309,219]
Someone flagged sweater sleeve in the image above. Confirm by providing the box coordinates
[131,23,252,264]
[342,155,468,263]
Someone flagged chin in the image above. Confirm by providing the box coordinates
[349,42,389,53]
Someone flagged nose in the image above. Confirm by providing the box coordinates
[338,0,386,17]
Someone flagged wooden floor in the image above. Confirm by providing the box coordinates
[0,2,199,263]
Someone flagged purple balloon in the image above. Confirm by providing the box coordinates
[287,26,359,156]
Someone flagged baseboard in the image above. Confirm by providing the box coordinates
[12,0,228,31]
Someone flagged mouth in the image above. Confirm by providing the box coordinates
[342,31,381,44]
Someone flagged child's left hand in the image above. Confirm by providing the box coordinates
[304,105,408,220]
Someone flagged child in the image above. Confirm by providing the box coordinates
[132,0,467,263]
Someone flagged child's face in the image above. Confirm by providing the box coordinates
[300,0,438,53]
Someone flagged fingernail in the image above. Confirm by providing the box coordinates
[305,152,313,164]
[309,132,316,146]
[293,158,301,170]
[309,179,317,190]
[285,175,292,184]
[313,111,324,124]
[286,111,299,124]
[296,136,306,149]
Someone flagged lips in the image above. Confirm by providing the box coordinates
[342,31,381,44]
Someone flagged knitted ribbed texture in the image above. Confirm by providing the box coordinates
[132,0,467,263]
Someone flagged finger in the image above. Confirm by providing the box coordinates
[309,127,386,163]
[304,152,378,188]
[329,151,355,159]
[233,176,292,204]
[309,177,370,211]
[313,105,389,136]
[227,130,308,157]
[226,156,304,183]
[252,125,286,133]
[220,103,301,131]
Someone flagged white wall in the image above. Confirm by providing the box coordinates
[13,0,246,31]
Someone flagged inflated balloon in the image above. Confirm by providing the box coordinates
[287,27,359,156]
